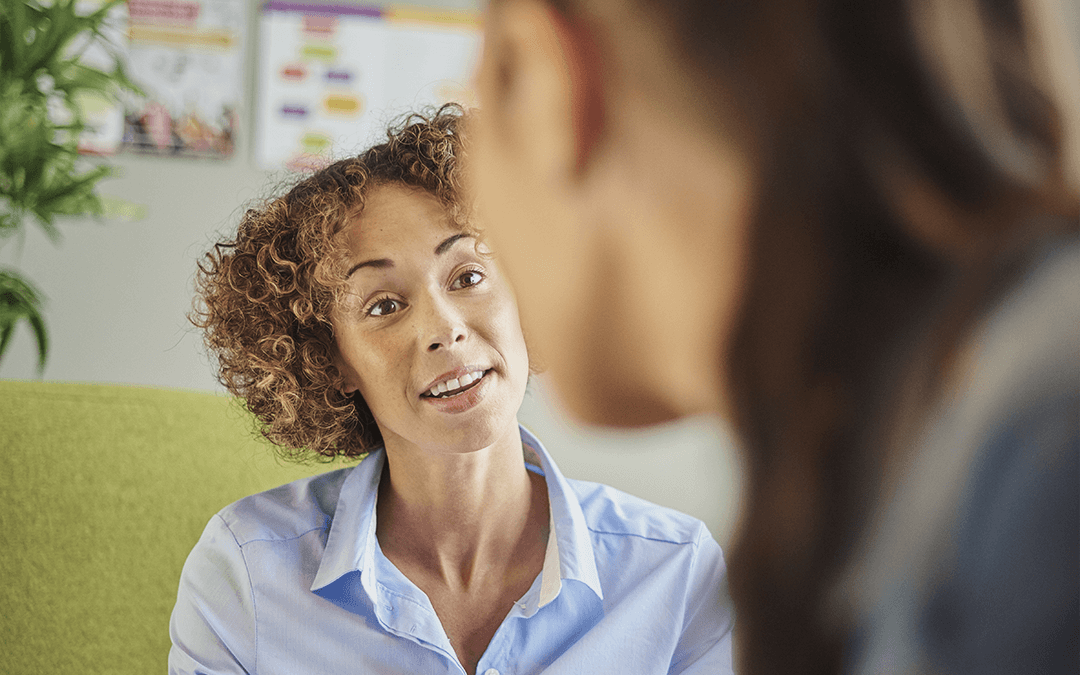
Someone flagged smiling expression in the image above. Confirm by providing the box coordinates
[331,183,530,454]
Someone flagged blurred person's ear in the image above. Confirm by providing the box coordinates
[477,0,604,183]
[552,9,606,176]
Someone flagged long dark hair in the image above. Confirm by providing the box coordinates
[545,0,1078,672]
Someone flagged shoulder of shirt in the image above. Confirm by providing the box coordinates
[566,476,710,547]
[949,238,1079,434]
[213,465,356,546]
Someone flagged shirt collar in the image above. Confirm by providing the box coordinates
[519,425,603,608]
[310,445,382,599]
[310,425,603,610]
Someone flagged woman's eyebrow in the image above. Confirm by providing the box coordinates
[346,258,392,278]
[346,234,474,277]
[436,233,473,255]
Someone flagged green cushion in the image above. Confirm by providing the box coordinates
[0,380,343,674]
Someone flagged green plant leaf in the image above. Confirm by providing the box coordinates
[0,0,142,371]
[0,1,31,73]
[0,323,14,362]
[107,58,144,98]
[0,268,48,372]
[27,304,48,371]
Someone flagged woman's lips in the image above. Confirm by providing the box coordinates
[422,368,488,398]
[421,369,491,414]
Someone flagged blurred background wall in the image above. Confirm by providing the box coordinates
[0,0,743,545]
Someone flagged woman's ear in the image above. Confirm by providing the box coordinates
[328,343,361,394]
[336,369,360,396]
[478,0,607,182]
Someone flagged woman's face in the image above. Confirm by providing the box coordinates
[331,183,530,454]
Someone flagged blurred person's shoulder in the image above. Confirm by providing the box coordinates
[921,233,1078,542]
[964,235,1079,411]
[918,235,1079,674]
[931,234,1079,460]
[846,235,1079,674]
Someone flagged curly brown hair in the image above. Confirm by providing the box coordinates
[193,105,472,461]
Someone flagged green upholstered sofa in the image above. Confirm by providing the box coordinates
[0,380,346,674]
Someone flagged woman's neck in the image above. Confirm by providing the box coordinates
[375,421,547,591]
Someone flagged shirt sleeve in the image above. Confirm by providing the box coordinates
[169,514,257,675]
[669,523,736,675]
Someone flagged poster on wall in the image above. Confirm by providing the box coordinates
[255,2,480,171]
[120,0,246,158]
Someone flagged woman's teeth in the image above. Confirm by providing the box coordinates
[427,370,486,397]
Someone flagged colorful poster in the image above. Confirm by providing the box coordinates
[255,2,480,171]
[120,0,246,157]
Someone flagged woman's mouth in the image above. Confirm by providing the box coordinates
[422,369,489,399]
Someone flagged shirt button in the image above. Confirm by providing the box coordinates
[484,670,500,675]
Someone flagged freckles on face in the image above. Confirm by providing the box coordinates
[329,183,531,452]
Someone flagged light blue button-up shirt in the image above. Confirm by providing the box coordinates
[169,427,734,674]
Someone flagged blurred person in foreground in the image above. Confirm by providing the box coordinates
[470,0,1079,673]
[171,109,734,674]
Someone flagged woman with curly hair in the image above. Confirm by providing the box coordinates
[168,107,735,675]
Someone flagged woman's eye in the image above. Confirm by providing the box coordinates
[452,270,485,290]
[367,298,403,316]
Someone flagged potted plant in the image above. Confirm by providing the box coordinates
[0,0,140,371]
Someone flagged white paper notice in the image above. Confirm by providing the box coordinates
[255,2,480,171]
[123,0,246,157]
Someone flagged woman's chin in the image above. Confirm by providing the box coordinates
[398,406,521,456]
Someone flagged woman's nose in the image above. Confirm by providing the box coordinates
[428,329,466,352]
[422,299,467,352]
